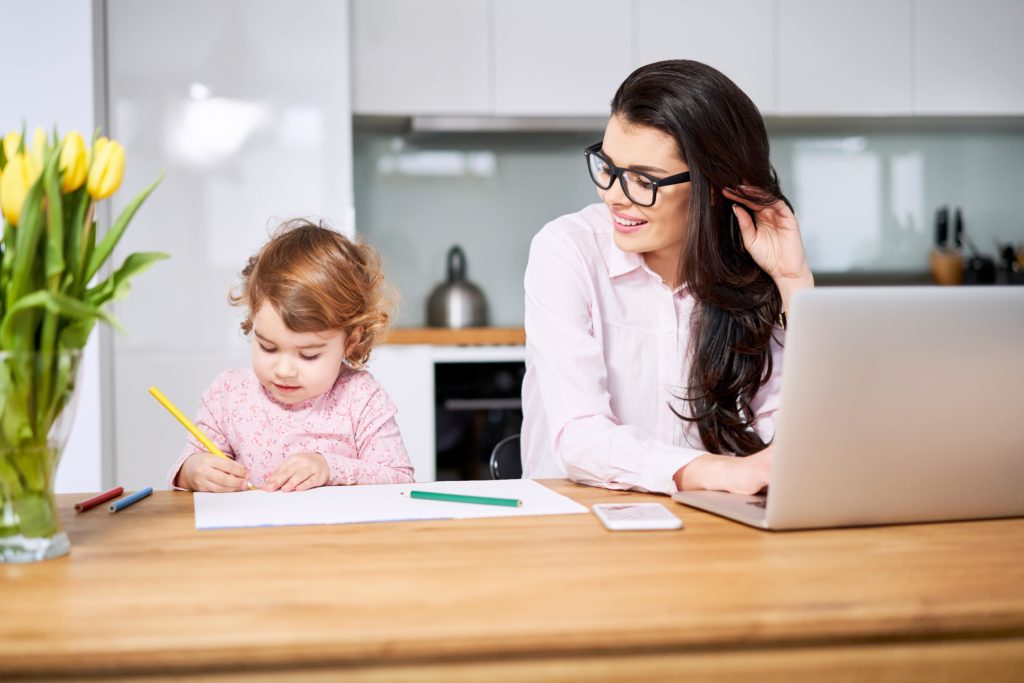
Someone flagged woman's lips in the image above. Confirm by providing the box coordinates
[606,208,647,235]
[610,209,648,235]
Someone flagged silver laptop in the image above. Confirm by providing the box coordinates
[671,287,1024,530]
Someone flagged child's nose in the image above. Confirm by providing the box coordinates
[275,357,298,378]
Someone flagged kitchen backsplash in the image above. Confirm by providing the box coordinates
[353,122,1024,327]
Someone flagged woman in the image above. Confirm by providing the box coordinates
[521,60,814,495]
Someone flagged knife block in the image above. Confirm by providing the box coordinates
[929,249,963,286]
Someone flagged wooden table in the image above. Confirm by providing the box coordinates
[2,481,1023,682]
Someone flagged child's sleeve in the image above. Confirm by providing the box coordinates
[321,376,414,486]
[165,375,237,490]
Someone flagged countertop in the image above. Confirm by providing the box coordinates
[384,327,525,346]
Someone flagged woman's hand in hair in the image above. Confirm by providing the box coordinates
[723,187,814,310]
[674,445,772,496]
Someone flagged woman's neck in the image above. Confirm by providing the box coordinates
[643,248,682,290]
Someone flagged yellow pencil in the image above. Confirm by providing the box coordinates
[148,386,255,490]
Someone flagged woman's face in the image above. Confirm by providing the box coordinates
[598,114,691,274]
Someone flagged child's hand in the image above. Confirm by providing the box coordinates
[261,452,329,492]
[177,452,249,492]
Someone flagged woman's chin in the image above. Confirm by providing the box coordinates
[612,230,650,253]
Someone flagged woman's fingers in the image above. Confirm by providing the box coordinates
[722,187,793,224]
[733,204,758,248]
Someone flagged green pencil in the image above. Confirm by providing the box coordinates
[402,490,522,508]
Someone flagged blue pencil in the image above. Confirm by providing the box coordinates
[108,487,153,513]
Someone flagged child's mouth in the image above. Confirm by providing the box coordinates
[274,383,300,393]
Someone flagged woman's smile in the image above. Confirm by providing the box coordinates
[610,208,648,234]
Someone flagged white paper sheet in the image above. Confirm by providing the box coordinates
[193,479,588,530]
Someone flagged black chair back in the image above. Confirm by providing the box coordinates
[489,434,522,480]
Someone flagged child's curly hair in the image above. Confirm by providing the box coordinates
[229,219,395,368]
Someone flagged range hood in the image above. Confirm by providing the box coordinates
[409,115,607,133]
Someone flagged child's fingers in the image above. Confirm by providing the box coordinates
[261,464,294,492]
[209,455,247,479]
[208,467,247,491]
[280,470,312,492]
[290,472,319,492]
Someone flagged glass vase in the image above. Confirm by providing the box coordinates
[0,350,83,563]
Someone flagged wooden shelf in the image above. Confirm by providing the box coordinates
[384,327,525,346]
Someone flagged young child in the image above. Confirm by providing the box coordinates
[168,219,414,492]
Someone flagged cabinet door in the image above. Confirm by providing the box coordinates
[632,0,775,114]
[366,346,436,482]
[107,0,355,489]
[777,0,912,115]
[915,0,1024,114]
[493,0,631,116]
[351,0,490,115]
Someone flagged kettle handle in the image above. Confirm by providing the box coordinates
[447,245,466,282]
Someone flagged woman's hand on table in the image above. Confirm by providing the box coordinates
[674,445,772,496]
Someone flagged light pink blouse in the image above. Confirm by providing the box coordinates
[167,367,414,489]
[521,203,783,495]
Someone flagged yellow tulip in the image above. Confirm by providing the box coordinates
[0,154,33,226]
[59,132,88,192]
[86,138,125,199]
[87,136,107,170]
[30,126,47,170]
[2,131,21,162]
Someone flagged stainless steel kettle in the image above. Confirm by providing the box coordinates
[427,245,488,328]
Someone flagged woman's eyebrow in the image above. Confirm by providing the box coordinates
[602,149,668,174]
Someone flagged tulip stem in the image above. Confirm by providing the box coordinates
[78,200,95,291]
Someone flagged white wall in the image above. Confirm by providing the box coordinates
[0,0,103,494]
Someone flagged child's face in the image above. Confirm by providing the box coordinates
[250,302,350,406]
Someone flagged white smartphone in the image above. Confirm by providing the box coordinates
[591,503,684,531]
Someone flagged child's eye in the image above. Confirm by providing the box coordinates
[259,344,277,353]
[300,354,321,361]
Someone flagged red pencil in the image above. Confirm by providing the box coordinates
[74,486,125,512]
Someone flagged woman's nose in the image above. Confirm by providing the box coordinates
[602,176,631,206]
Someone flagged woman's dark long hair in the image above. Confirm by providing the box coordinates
[610,60,784,456]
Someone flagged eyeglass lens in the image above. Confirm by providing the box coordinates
[586,153,656,206]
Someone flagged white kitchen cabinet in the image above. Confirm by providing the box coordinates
[914,0,1024,115]
[631,0,775,114]
[107,0,355,490]
[365,345,436,482]
[367,344,526,483]
[777,0,913,115]
[493,0,631,116]
[351,0,491,115]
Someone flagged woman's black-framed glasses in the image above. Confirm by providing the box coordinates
[584,142,691,207]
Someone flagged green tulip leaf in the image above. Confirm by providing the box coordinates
[0,290,123,349]
[84,173,163,284]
